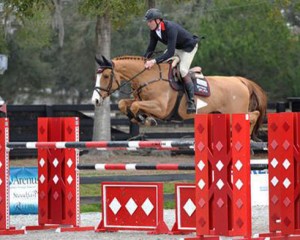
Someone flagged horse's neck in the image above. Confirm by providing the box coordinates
[114,57,169,82]
[114,58,145,80]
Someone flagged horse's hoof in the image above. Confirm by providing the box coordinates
[145,117,157,126]
[137,114,145,123]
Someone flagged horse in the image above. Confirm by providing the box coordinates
[92,55,267,140]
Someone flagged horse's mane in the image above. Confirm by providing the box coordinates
[113,55,147,61]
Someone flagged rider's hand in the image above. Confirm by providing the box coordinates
[144,59,156,69]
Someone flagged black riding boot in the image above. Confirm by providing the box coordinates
[183,75,196,114]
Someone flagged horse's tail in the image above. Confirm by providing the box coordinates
[239,77,268,140]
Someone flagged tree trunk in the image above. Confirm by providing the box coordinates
[92,13,111,151]
[147,0,156,8]
[52,0,64,47]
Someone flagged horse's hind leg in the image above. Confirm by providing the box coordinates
[249,110,260,140]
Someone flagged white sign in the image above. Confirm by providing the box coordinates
[251,171,269,205]
[0,54,8,74]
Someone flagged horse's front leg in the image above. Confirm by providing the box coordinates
[130,100,166,126]
[118,99,137,121]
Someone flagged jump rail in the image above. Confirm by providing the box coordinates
[7,140,268,151]
[77,159,268,171]
[78,163,195,171]
[6,140,194,150]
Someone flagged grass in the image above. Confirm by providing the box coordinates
[80,184,101,196]
[80,180,193,213]
[81,203,101,213]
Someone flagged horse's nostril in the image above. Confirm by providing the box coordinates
[95,99,102,106]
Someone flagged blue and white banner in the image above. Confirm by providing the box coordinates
[10,167,38,215]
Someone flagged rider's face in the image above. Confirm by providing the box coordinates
[147,19,158,30]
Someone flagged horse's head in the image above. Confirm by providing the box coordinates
[92,56,121,106]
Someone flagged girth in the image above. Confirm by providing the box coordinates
[164,90,185,121]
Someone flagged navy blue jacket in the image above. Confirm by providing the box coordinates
[144,20,199,63]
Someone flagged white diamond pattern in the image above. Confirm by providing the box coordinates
[0,178,2,186]
[282,159,290,170]
[126,198,138,215]
[198,179,206,189]
[109,197,121,215]
[271,158,278,168]
[141,198,154,216]
[0,162,2,168]
[67,175,73,184]
[235,160,243,171]
[283,178,291,189]
[39,158,45,168]
[235,179,243,190]
[53,175,59,184]
[39,174,45,184]
[183,198,196,217]
[53,158,59,168]
[216,160,224,171]
[271,176,279,186]
[197,161,205,171]
[67,158,73,168]
[216,179,224,190]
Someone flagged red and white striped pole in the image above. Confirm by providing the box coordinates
[0,118,25,235]
[7,140,194,150]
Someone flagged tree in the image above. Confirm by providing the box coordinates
[0,0,70,103]
[93,13,112,143]
[52,0,64,47]
[0,0,97,104]
[192,0,300,100]
[0,0,298,107]
[0,4,53,103]
[49,0,95,104]
[78,0,145,147]
[0,28,8,55]
[282,0,300,28]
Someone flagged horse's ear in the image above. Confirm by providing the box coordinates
[95,56,104,66]
[102,55,112,67]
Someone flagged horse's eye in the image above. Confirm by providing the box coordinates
[103,74,110,79]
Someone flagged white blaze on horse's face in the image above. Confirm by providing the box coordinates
[91,73,103,106]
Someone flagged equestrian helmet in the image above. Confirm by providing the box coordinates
[144,8,163,21]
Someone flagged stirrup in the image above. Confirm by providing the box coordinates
[187,107,196,114]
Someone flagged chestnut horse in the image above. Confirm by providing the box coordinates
[92,55,267,139]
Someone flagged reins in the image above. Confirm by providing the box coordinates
[134,64,169,100]
[116,68,148,95]
[95,61,169,99]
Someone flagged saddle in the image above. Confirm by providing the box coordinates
[166,56,210,97]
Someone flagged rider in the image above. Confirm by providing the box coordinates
[143,8,199,114]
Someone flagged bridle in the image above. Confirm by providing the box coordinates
[93,66,118,99]
[93,61,169,100]
[93,66,147,99]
